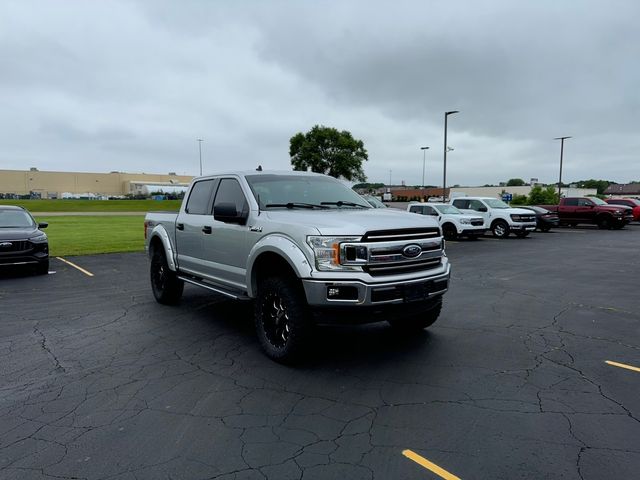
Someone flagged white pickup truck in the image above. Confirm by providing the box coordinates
[407,202,486,239]
[144,171,451,362]
[451,196,536,238]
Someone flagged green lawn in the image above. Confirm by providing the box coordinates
[35,215,146,256]
[1,199,182,212]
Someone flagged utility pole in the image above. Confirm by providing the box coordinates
[197,138,204,176]
[421,146,429,188]
[554,136,571,200]
[443,111,459,201]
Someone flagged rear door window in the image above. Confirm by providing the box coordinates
[185,180,215,214]
[452,199,469,209]
[564,198,578,206]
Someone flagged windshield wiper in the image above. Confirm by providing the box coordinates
[265,202,329,209]
[320,201,369,208]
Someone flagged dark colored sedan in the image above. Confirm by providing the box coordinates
[0,206,49,274]
[519,206,559,232]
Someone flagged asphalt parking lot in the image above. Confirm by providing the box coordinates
[1,226,639,479]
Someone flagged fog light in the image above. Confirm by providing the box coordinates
[326,286,358,300]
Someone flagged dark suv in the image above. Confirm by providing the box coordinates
[0,206,49,274]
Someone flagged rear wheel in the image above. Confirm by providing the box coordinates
[388,299,442,332]
[255,276,312,363]
[442,223,457,240]
[150,248,184,304]
[491,220,510,239]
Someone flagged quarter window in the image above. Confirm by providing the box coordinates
[469,200,485,211]
[564,198,578,206]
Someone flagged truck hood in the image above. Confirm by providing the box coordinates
[503,207,537,215]
[263,209,439,236]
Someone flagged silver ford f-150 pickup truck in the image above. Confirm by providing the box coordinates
[144,171,451,362]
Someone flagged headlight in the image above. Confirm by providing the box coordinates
[510,214,522,221]
[614,210,622,215]
[307,236,361,271]
[29,233,47,242]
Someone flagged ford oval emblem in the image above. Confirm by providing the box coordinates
[402,244,422,258]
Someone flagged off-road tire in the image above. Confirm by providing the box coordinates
[255,276,312,363]
[150,248,184,305]
[442,223,457,240]
[388,298,443,332]
[491,220,510,239]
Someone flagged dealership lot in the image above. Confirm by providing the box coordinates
[1,227,638,479]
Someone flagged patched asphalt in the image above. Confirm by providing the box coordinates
[1,226,638,479]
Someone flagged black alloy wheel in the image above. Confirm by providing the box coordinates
[150,249,184,305]
[255,276,311,363]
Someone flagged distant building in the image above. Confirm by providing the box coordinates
[604,184,640,197]
[0,168,193,198]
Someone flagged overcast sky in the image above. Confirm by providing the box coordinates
[1,0,638,186]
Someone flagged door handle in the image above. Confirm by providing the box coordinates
[176,223,184,231]
[202,226,212,234]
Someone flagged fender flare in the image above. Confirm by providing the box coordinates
[148,224,177,272]
[246,235,313,298]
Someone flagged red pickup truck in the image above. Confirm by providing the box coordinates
[538,197,633,229]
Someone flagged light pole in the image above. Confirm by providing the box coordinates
[420,146,429,188]
[554,136,571,200]
[197,138,204,176]
[443,110,459,201]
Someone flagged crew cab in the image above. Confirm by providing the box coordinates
[407,202,486,239]
[538,197,633,229]
[144,171,451,362]
[450,196,536,238]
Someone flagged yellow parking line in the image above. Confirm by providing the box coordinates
[402,450,461,480]
[56,257,94,277]
[605,360,640,373]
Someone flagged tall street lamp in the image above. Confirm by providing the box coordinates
[420,146,429,188]
[554,136,571,200]
[197,138,204,176]
[443,110,459,201]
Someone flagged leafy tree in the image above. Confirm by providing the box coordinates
[506,178,526,186]
[574,179,615,195]
[528,185,559,205]
[510,194,528,205]
[352,182,384,191]
[290,125,368,182]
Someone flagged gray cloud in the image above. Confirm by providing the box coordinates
[1,0,638,186]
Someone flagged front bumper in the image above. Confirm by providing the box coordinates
[302,263,450,307]
[510,222,537,232]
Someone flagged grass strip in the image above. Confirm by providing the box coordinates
[35,215,146,256]
[1,199,182,212]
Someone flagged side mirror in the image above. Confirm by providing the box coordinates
[38,222,48,229]
[214,203,248,225]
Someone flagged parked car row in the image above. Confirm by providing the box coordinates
[406,196,635,239]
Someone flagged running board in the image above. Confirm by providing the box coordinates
[177,276,251,301]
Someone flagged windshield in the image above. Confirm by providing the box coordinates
[245,174,371,209]
[589,197,607,205]
[484,199,510,209]
[0,210,35,228]
[363,195,387,208]
[434,204,462,214]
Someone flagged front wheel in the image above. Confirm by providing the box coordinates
[255,276,312,363]
[150,249,184,305]
[492,220,510,239]
[442,223,457,240]
[597,216,612,230]
[388,299,443,333]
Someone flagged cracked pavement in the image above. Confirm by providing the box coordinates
[1,226,638,479]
